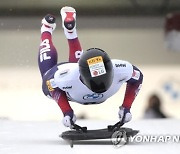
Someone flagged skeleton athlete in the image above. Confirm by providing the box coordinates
[38,6,143,127]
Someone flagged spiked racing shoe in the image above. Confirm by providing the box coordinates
[60,6,76,33]
[41,14,56,31]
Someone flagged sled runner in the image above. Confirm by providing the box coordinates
[60,121,139,147]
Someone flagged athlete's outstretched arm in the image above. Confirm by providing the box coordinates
[122,65,143,109]
[51,89,74,118]
[118,65,143,123]
[51,89,76,127]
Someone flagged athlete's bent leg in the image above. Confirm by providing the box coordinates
[68,37,82,63]
[60,6,83,63]
[38,14,58,77]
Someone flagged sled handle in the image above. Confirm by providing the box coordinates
[70,120,87,133]
[108,121,124,131]
[108,115,126,131]
[108,120,125,132]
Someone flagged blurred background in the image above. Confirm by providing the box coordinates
[0,0,180,121]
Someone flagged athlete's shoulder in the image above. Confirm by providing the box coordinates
[54,63,79,80]
[111,59,133,72]
[52,63,79,88]
[111,59,133,81]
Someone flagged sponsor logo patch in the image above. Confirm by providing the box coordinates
[115,63,126,67]
[62,86,72,89]
[46,80,54,92]
[87,56,106,77]
[59,69,69,77]
[83,93,104,100]
[132,70,140,80]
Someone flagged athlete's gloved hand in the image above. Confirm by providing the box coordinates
[63,114,76,128]
[118,106,132,124]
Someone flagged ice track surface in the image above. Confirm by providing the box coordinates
[0,119,180,154]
